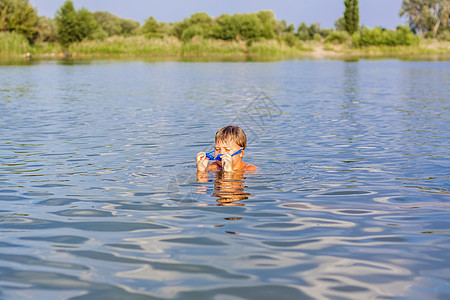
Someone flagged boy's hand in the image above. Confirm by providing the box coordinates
[196,152,208,172]
[221,153,233,172]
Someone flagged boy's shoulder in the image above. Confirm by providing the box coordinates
[206,162,257,172]
[243,163,258,172]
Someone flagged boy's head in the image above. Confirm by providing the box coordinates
[215,126,246,150]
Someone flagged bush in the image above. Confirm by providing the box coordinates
[352,26,420,47]
[437,28,450,41]
[326,30,350,43]
[90,27,108,40]
[351,31,361,47]
[392,26,420,46]
[181,24,204,41]
[313,33,322,41]
[283,34,299,47]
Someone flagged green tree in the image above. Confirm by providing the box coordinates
[93,11,121,36]
[344,0,359,34]
[400,0,429,36]
[55,0,78,47]
[189,12,213,25]
[0,0,38,40]
[56,1,103,46]
[334,17,346,31]
[295,22,329,40]
[76,7,98,40]
[257,10,276,39]
[431,0,450,37]
[286,23,295,33]
[275,20,295,36]
[308,23,322,38]
[0,5,6,32]
[119,18,139,36]
[35,16,58,43]
[400,0,450,38]
[157,22,171,35]
[172,12,214,40]
[296,22,309,40]
[212,14,237,40]
[142,16,160,37]
[232,13,264,40]
[171,19,188,38]
[142,16,159,34]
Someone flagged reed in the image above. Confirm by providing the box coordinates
[59,36,312,58]
[68,35,182,56]
[0,32,30,58]
[354,41,450,55]
[181,38,246,57]
[248,39,309,56]
[30,42,61,55]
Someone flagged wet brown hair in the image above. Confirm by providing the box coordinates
[215,125,247,149]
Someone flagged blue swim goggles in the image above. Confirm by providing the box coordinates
[205,149,243,161]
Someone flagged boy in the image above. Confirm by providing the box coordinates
[196,125,257,173]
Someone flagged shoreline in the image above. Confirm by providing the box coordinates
[3,40,450,62]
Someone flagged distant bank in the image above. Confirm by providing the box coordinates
[27,37,450,60]
[1,32,449,62]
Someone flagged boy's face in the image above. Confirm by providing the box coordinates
[214,139,243,166]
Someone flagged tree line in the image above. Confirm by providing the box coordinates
[1,0,449,50]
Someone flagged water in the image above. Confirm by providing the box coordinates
[0,58,449,299]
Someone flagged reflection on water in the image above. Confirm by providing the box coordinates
[197,170,251,206]
[0,59,449,299]
[213,171,251,206]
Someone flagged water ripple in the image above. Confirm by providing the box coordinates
[0,59,448,299]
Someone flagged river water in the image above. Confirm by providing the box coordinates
[0,58,449,299]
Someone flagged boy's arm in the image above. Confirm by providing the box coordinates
[196,152,208,172]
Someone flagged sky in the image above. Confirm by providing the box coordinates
[28,0,408,30]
